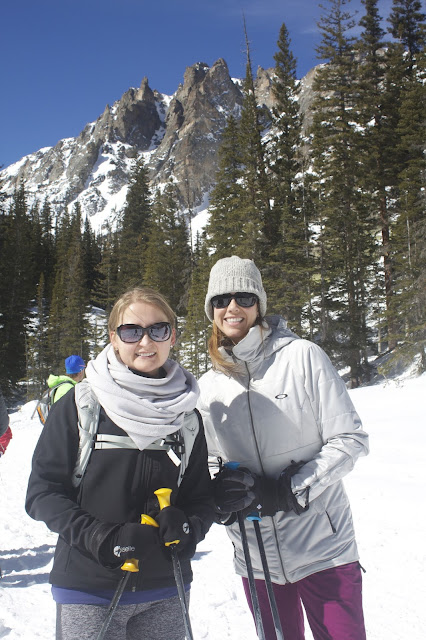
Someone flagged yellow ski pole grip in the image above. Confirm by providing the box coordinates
[154,488,180,547]
[121,559,139,572]
[121,513,159,572]
[154,487,172,510]
[141,514,159,528]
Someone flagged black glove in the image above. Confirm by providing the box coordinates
[100,522,161,567]
[213,467,263,517]
[155,506,195,558]
[277,460,309,515]
[257,477,279,517]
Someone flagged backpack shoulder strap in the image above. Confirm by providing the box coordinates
[71,385,201,489]
[51,380,74,404]
[177,409,200,486]
[72,380,101,488]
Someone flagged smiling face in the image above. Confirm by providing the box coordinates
[213,293,258,344]
[110,301,175,377]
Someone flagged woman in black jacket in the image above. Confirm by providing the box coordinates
[26,287,214,640]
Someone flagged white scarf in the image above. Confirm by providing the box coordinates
[85,344,200,450]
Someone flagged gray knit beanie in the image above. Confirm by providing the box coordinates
[204,256,267,321]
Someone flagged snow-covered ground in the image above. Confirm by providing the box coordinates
[1,373,425,639]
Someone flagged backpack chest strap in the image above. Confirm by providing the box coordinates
[94,433,182,466]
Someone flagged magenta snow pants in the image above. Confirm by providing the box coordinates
[242,561,366,640]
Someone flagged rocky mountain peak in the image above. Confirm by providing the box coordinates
[0,59,318,231]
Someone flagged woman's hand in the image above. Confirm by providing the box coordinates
[100,523,161,567]
[213,466,262,515]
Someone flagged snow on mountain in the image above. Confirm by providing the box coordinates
[1,373,425,639]
[0,59,322,236]
[0,60,253,234]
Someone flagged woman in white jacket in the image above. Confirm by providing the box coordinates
[197,256,369,640]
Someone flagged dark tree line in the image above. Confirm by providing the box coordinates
[0,0,424,397]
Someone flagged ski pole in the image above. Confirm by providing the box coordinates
[247,512,285,640]
[95,532,142,640]
[225,462,266,640]
[154,488,194,640]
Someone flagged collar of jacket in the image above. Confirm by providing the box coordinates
[219,315,299,368]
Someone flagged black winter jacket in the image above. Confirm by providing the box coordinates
[25,388,214,592]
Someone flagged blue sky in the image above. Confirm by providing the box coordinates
[1,0,393,169]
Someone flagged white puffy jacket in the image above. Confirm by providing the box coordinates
[197,316,369,584]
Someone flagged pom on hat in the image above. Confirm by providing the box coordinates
[204,256,267,321]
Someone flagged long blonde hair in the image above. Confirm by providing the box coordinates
[108,287,176,335]
[208,314,265,376]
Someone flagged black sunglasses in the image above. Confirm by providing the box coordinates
[116,322,172,343]
[211,292,259,309]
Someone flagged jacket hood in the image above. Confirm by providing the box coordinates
[222,315,299,366]
[47,374,75,388]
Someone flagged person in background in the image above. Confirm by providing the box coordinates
[48,355,86,404]
[0,386,12,457]
[26,286,214,640]
[197,256,369,640]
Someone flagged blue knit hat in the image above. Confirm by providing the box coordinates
[65,355,85,374]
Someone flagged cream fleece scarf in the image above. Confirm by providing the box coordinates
[85,344,200,450]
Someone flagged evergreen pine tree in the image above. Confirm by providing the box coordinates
[26,274,50,399]
[92,223,120,313]
[269,22,302,245]
[390,47,426,369]
[0,185,37,390]
[118,158,152,290]
[47,205,91,371]
[144,185,191,315]
[380,1,426,352]
[82,215,101,303]
[265,22,311,334]
[179,236,212,377]
[388,0,426,64]
[205,115,246,257]
[354,0,397,355]
[310,0,375,385]
[38,198,56,300]
[236,20,272,259]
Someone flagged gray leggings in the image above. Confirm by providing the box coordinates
[56,594,188,640]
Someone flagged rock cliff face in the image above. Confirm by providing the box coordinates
[0,58,318,230]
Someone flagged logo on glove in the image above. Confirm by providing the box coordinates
[114,545,136,557]
[182,522,190,534]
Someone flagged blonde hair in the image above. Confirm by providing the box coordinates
[108,287,176,335]
[208,314,265,376]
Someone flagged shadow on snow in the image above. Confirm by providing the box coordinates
[0,544,55,587]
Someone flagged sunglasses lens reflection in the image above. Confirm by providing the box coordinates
[117,323,171,343]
